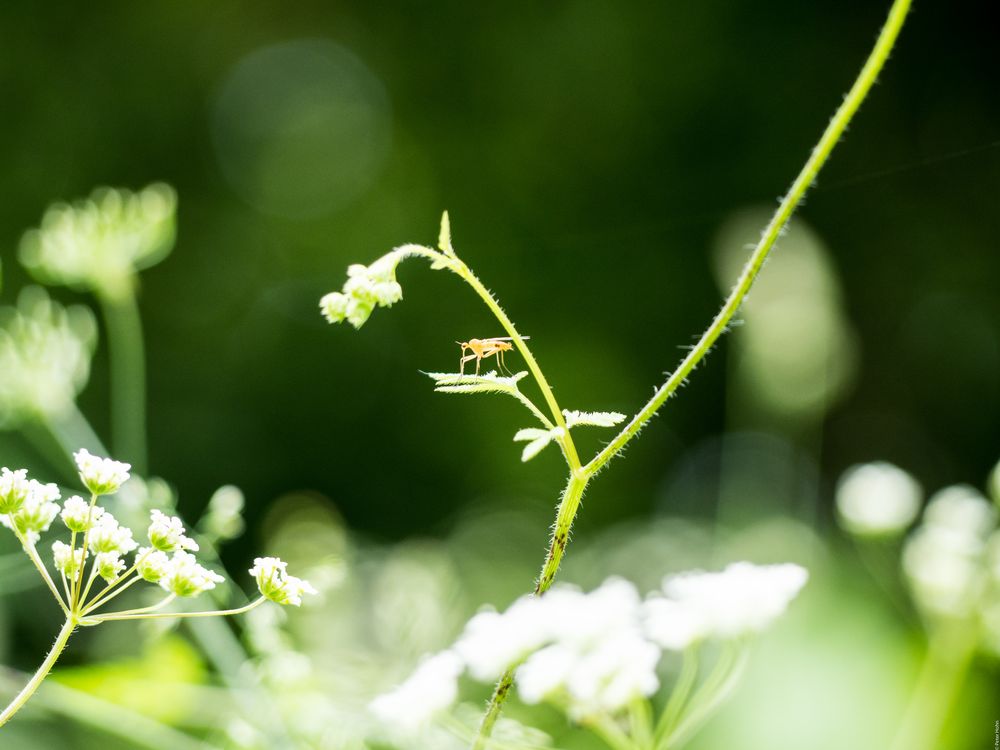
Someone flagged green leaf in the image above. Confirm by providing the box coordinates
[562,409,627,429]
[424,370,528,395]
[513,426,564,462]
[438,210,456,257]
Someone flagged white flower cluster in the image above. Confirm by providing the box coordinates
[370,563,808,731]
[148,509,199,552]
[836,461,922,537]
[250,557,317,606]
[320,252,404,329]
[0,470,60,545]
[19,183,177,301]
[0,287,96,426]
[902,484,1000,633]
[74,449,131,496]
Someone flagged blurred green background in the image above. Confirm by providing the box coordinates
[0,1,998,749]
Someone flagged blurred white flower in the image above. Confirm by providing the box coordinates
[453,593,554,681]
[52,540,85,576]
[923,485,997,538]
[519,628,660,719]
[0,467,30,515]
[135,547,172,583]
[902,487,996,620]
[0,479,61,544]
[87,513,138,555]
[60,495,104,532]
[657,562,809,640]
[250,556,317,606]
[642,597,705,651]
[369,650,464,732]
[0,287,96,425]
[148,509,199,552]
[74,449,131,496]
[835,461,922,537]
[161,551,225,597]
[320,251,404,329]
[19,183,177,301]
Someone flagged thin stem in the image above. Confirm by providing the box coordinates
[655,648,700,744]
[887,624,976,750]
[583,0,912,478]
[535,473,589,595]
[81,574,144,616]
[77,560,101,610]
[71,493,99,609]
[0,617,75,727]
[13,529,69,615]
[88,593,176,620]
[664,647,749,749]
[629,698,655,750]
[86,596,266,624]
[99,288,147,474]
[584,715,635,750]
[82,559,140,612]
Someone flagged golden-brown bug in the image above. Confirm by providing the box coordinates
[457,336,528,375]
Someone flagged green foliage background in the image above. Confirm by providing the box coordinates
[0,2,997,749]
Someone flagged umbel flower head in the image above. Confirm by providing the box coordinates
[250,557,317,606]
[60,495,104,532]
[320,251,404,329]
[0,468,30,515]
[0,479,61,545]
[19,183,177,301]
[161,551,225,597]
[147,509,199,552]
[74,449,131,496]
[0,287,97,426]
[371,564,808,731]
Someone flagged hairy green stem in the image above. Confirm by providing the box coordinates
[100,290,147,474]
[584,0,911,478]
[473,0,911,743]
[0,617,75,727]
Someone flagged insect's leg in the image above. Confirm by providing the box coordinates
[460,353,477,375]
[497,348,508,375]
[475,356,481,376]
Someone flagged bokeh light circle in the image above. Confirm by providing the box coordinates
[211,39,391,219]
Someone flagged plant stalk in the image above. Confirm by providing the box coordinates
[0,617,75,727]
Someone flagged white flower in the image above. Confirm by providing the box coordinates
[642,597,705,651]
[902,488,997,620]
[60,495,104,532]
[249,556,317,606]
[135,547,172,583]
[1,480,61,544]
[835,461,922,537]
[518,628,660,719]
[923,485,997,537]
[0,468,30,514]
[161,551,225,597]
[319,252,404,329]
[52,540,85,576]
[87,513,138,555]
[74,448,131,495]
[369,650,463,732]
[19,183,177,301]
[147,509,198,552]
[95,551,125,581]
[658,563,809,640]
[453,594,554,681]
[0,288,96,425]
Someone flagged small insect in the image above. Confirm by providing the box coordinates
[457,336,528,375]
